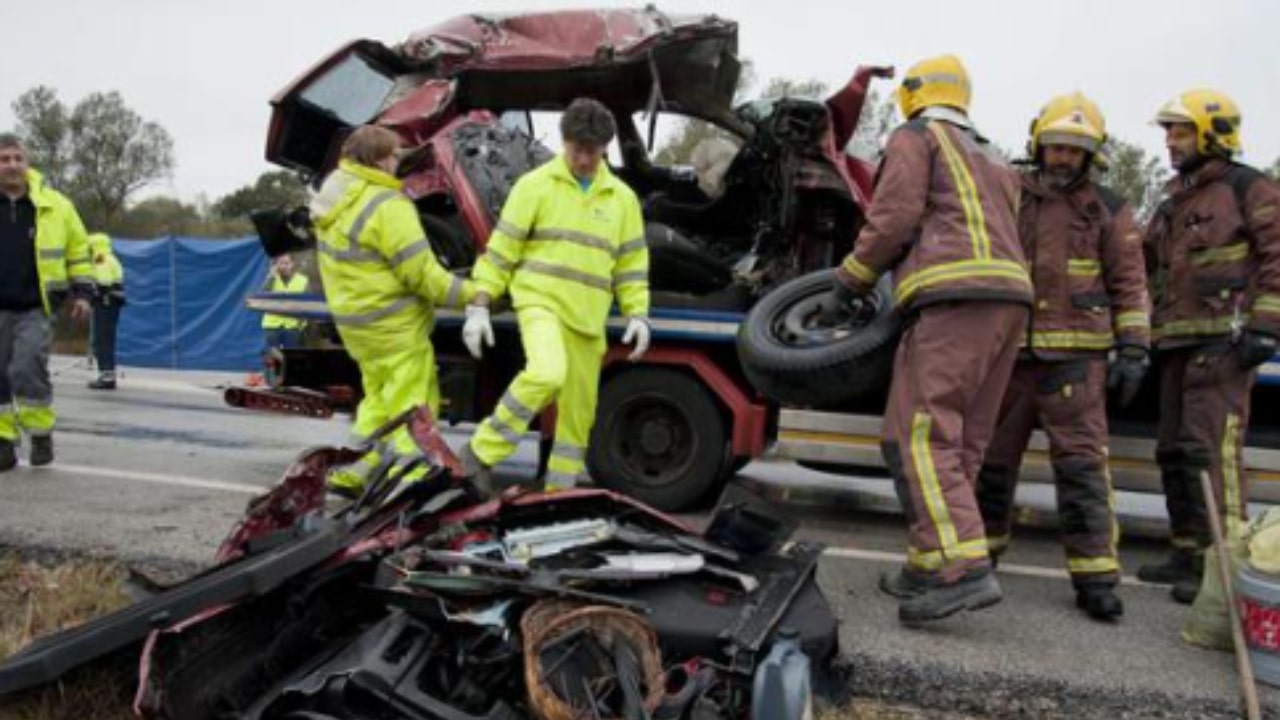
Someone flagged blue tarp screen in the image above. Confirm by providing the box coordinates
[113,237,269,371]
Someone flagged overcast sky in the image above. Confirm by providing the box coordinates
[3,0,1275,203]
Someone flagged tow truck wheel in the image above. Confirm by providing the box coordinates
[589,368,728,511]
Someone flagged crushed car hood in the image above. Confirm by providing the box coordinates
[394,8,741,122]
[266,8,743,173]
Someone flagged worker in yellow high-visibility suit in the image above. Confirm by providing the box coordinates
[459,98,651,494]
[310,125,476,497]
[87,232,126,390]
[260,253,309,351]
[0,133,94,471]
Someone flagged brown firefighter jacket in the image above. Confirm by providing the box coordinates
[1145,158,1280,348]
[1019,174,1151,358]
[836,112,1033,311]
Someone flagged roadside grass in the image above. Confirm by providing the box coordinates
[0,553,135,720]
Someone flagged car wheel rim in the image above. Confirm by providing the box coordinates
[772,289,880,348]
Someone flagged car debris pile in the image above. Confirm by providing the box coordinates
[0,409,837,720]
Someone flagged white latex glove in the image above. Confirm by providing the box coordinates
[462,304,494,359]
[622,317,651,361]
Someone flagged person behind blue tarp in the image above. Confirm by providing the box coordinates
[87,232,126,390]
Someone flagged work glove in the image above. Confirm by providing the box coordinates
[819,280,868,325]
[1106,345,1149,408]
[462,304,494,359]
[1239,329,1279,370]
[622,317,651,361]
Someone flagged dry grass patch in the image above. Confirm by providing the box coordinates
[0,552,136,720]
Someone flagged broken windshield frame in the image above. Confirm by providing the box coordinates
[298,52,396,126]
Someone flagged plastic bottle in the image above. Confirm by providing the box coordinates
[750,626,814,720]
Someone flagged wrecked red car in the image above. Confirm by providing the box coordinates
[264,8,878,296]
[0,410,837,719]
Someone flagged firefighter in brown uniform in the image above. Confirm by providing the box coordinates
[974,93,1150,621]
[829,55,1033,625]
[1137,89,1280,603]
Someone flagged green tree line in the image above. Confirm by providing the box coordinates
[7,86,308,239]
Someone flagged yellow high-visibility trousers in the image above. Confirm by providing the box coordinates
[471,306,606,489]
[328,341,441,492]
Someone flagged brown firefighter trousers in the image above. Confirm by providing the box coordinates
[882,301,1028,583]
[976,358,1120,587]
[1155,344,1255,551]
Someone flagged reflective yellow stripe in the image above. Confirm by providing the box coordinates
[894,258,1030,305]
[331,296,417,326]
[614,271,647,286]
[1067,259,1101,277]
[518,259,612,292]
[1154,316,1240,338]
[986,533,1012,552]
[1171,536,1203,550]
[1254,295,1280,315]
[929,123,991,259]
[841,256,879,285]
[1191,243,1248,266]
[529,227,615,254]
[1029,330,1115,350]
[908,539,990,570]
[1224,413,1243,540]
[494,219,529,241]
[617,236,646,256]
[1114,311,1150,330]
[1067,556,1120,574]
[910,412,961,559]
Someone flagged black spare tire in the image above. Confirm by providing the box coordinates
[736,269,901,407]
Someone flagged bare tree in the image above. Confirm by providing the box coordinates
[10,86,71,188]
[10,87,175,229]
[67,91,174,227]
[1099,137,1169,222]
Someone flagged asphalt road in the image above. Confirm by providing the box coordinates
[0,358,1276,718]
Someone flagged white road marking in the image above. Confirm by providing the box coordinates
[39,462,1160,588]
[46,463,264,495]
[821,545,1157,587]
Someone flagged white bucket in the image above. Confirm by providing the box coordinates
[1238,565,1280,688]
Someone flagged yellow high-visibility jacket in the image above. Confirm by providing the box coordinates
[473,155,649,337]
[28,169,94,314]
[311,160,475,361]
[260,272,307,330]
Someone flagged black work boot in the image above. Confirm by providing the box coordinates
[879,565,929,599]
[1075,583,1124,621]
[1136,550,1202,585]
[87,374,117,390]
[458,442,495,499]
[29,435,53,467]
[899,567,1003,626]
[1171,576,1201,605]
[0,440,16,472]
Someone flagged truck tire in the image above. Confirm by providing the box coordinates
[736,268,900,407]
[589,368,728,511]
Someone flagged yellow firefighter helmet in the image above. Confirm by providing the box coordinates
[1154,88,1242,159]
[896,54,971,119]
[1028,91,1107,158]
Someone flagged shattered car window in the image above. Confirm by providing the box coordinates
[299,54,395,126]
